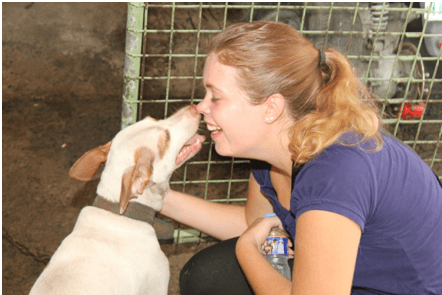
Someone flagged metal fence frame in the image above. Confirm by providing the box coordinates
[122,2,441,243]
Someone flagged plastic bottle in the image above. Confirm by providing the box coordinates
[261,213,291,280]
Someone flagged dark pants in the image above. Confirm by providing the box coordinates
[179,237,394,295]
[179,237,293,295]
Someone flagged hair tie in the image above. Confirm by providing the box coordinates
[318,48,326,67]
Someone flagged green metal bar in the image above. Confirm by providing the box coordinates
[380,2,414,114]
[129,54,440,63]
[225,158,236,203]
[185,160,251,165]
[430,124,442,169]
[322,3,334,50]
[362,3,388,84]
[173,229,217,244]
[140,3,430,13]
[299,2,308,32]
[177,3,203,244]
[163,2,176,118]
[275,2,281,22]
[413,45,442,150]
[121,3,145,128]
[137,4,149,122]
[344,2,360,57]
[134,75,441,83]
[170,179,256,185]
[383,119,442,124]
[134,29,442,37]
[222,2,228,30]
[203,140,215,202]
[393,2,433,137]
[132,97,442,106]
[248,2,255,22]
[189,3,203,103]
[415,43,442,155]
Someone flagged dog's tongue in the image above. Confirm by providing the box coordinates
[176,134,205,165]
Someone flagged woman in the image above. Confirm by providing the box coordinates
[159,21,442,295]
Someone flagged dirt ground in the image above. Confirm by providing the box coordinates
[2,3,218,295]
[2,3,441,295]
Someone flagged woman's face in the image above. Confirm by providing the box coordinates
[197,54,267,158]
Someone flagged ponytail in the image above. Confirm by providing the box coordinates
[289,49,383,165]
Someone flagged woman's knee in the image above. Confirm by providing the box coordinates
[179,237,254,295]
[179,250,214,294]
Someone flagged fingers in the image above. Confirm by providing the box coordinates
[281,239,293,259]
[263,215,283,228]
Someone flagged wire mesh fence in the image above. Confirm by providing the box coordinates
[122,2,442,244]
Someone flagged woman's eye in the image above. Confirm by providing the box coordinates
[211,97,220,103]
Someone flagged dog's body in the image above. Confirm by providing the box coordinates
[31,207,168,295]
[30,105,204,295]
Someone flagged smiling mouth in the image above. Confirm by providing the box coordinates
[176,134,205,165]
[207,124,222,134]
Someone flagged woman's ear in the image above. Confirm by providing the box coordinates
[264,93,286,124]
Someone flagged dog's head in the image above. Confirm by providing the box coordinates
[69,105,205,213]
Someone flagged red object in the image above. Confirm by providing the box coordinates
[398,102,425,120]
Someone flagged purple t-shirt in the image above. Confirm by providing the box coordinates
[251,133,442,295]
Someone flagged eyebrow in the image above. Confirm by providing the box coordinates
[205,83,223,93]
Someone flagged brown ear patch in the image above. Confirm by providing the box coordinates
[69,141,112,181]
[119,146,155,214]
[157,129,170,159]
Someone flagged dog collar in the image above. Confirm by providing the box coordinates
[93,195,156,225]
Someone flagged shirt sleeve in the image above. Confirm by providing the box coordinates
[290,145,376,233]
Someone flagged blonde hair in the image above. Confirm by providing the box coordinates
[208,21,383,165]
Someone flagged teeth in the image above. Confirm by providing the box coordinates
[177,138,201,157]
[207,124,222,132]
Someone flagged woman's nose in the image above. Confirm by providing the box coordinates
[196,95,210,115]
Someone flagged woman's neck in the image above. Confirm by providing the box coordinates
[258,124,294,176]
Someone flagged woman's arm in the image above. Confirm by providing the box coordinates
[159,172,273,240]
[245,172,274,225]
[292,210,361,294]
[159,189,247,240]
[236,210,362,295]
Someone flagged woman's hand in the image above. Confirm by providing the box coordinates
[237,216,294,258]
[235,216,294,295]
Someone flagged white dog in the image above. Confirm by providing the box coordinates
[30,105,205,295]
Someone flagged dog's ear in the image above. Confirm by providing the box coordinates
[69,141,112,181]
[157,129,170,159]
[119,146,155,214]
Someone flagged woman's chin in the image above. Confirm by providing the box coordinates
[214,145,231,157]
